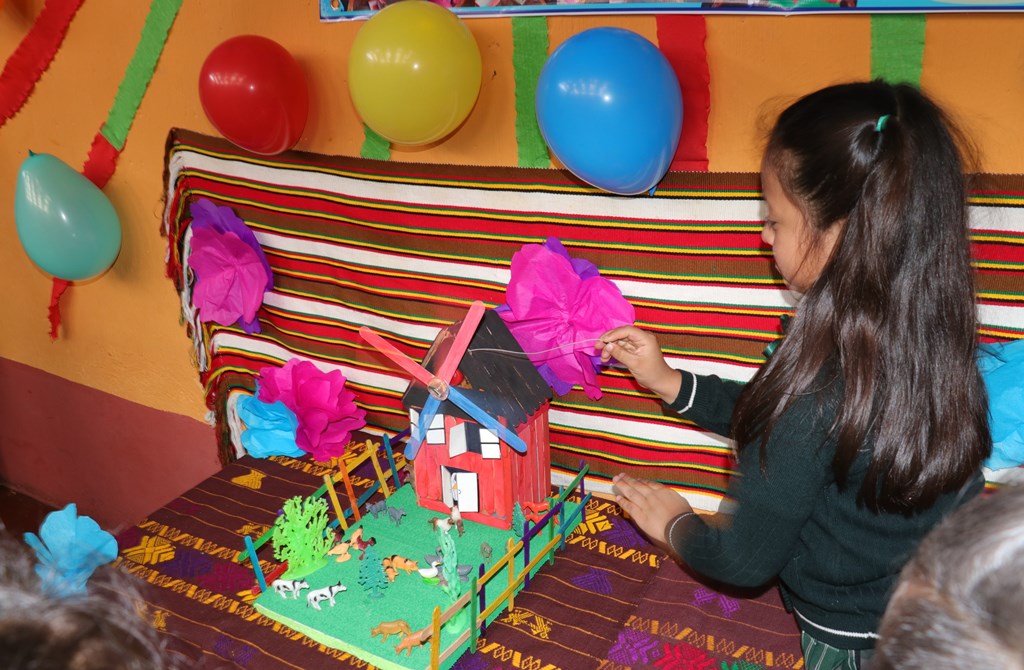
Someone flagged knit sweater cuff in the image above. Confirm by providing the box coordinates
[664,511,700,558]
[667,370,696,414]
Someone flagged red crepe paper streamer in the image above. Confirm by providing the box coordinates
[48,278,71,340]
[0,0,84,126]
[48,136,119,339]
[0,0,86,339]
[82,134,119,189]
[49,0,184,339]
[656,15,711,172]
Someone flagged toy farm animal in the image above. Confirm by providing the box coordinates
[272,578,309,599]
[350,527,377,560]
[365,499,388,519]
[387,505,406,526]
[427,516,452,534]
[372,619,412,641]
[381,554,419,582]
[417,560,441,581]
[449,505,465,536]
[387,555,419,574]
[306,582,347,610]
[395,628,429,656]
[427,513,464,537]
[328,540,352,563]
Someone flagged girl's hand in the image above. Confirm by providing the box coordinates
[613,474,694,553]
[614,473,696,553]
[597,326,681,403]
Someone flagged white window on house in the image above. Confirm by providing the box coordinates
[426,413,446,444]
[409,409,447,445]
[479,426,500,459]
[409,408,420,442]
[449,422,501,459]
[449,422,468,458]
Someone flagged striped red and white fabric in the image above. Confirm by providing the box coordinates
[162,130,1024,511]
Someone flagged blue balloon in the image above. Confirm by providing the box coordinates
[15,153,122,281]
[535,28,683,196]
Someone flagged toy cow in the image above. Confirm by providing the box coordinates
[272,578,309,599]
[306,582,347,610]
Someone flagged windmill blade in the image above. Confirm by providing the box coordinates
[405,395,441,461]
[358,326,435,387]
[435,301,486,384]
[447,386,528,454]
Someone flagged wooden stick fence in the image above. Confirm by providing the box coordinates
[235,433,407,580]
[405,463,592,669]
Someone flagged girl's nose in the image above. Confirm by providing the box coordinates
[761,224,774,246]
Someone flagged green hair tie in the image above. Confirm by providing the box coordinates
[874,114,892,132]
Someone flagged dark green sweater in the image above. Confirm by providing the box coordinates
[666,371,983,650]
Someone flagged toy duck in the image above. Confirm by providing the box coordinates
[417,560,442,583]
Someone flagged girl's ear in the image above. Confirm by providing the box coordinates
[821,219,844,258]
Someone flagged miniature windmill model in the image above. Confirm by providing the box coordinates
[358,301,527,460]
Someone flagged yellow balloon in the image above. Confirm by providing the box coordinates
[348,1,482,146]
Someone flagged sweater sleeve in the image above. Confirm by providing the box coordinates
[667,391,836,588]
[668,371,745,438]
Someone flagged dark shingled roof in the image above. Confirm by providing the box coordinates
[401,309,552,431]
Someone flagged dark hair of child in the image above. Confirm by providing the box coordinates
[0,531,175,670]
[874,484,1024,668]
[732,80,991,514]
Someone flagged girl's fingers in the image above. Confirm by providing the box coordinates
[616,495,639,519]
[614,475,661,505]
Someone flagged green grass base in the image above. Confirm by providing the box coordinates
[253,484,582,670]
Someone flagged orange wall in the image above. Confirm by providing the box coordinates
[2,2,1023,523]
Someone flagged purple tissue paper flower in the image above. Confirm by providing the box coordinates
[500,238,635,399]
[187,198,273,334]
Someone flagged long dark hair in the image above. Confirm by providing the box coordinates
[733,80,990,514]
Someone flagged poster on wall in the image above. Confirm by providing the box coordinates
[321,0,1024,21]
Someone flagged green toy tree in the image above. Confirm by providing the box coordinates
[512,502,526,539]
[358,545,389,598]
[272,495,332,578]
[439,527,460,604]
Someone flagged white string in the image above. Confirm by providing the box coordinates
[468,338,601,358]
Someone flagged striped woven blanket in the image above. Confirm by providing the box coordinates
[162,129,1024,511]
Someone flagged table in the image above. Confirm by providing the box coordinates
[116,442,802,670]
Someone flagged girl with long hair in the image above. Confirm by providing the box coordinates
[597,80,990,669]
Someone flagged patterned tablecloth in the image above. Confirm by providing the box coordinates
[116,440,802,670]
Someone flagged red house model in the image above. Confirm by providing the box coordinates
[402,309,553,530]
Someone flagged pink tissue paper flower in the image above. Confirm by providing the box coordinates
[256,358,367,462]
[186,198,272,334]
[500,238,635,400]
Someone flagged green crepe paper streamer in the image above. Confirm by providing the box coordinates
[512,17,550,169]
[100,0,184,150]
[360,123,390,161]
[870,14,926,86]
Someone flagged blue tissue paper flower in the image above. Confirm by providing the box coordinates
[237,393,303,458]
[23,503,117,597]
[978,339,1024,471]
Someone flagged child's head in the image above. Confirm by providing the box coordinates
[761,80,971,296]
[759,161,840,294]
[0,531,174,670]
[736,80,989,514]
[874,485,1024,669]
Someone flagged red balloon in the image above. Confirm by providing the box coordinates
[198,35,308,155]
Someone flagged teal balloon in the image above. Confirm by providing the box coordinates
[15,153,122,281]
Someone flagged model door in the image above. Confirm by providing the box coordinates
[441,466,480,513]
